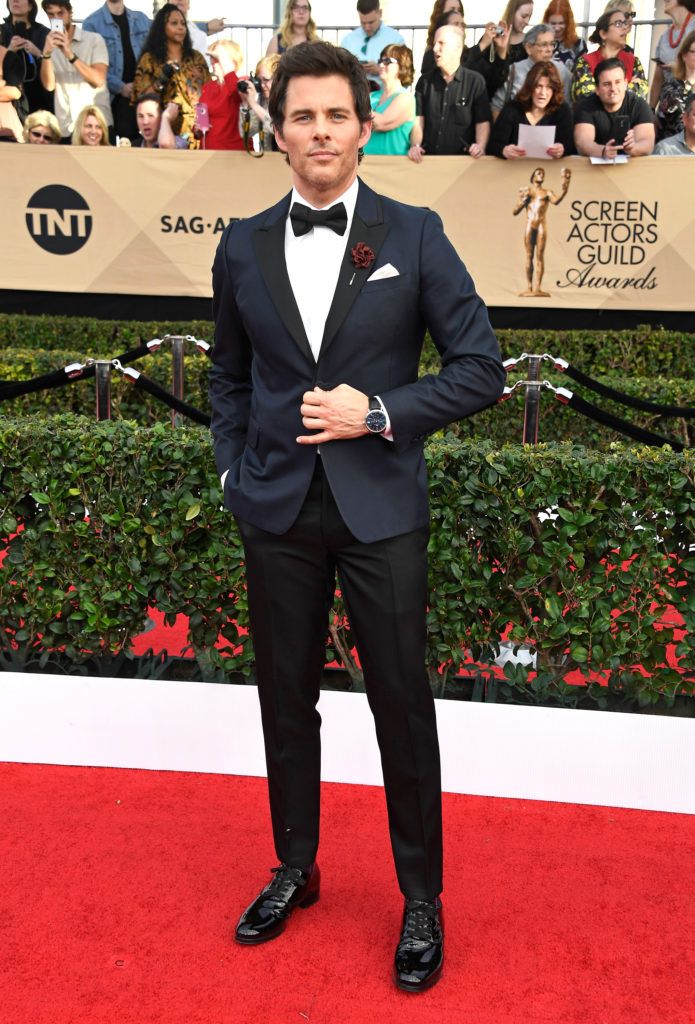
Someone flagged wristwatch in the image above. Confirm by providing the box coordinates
[364,396,387,434]
[68,53,78,64]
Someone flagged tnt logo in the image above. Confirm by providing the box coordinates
[26,185,92,255]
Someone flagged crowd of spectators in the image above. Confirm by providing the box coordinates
[1,0,693,156]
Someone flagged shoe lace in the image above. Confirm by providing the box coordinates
[400,900,440,949]
[265,864,306,904]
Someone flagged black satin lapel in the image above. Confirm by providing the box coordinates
[318,212,390,363]
[253,217,314,365]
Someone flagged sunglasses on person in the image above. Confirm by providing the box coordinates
[378,56,398,65]
[29,128,54,141]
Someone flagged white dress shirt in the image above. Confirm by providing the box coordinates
[285,178,359,362]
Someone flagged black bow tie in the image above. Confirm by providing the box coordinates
[290,201,348,237]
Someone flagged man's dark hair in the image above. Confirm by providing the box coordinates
[594,57,626,84]
[357,0,380,15]
[684,91,695,115]
[269,41,372,131]
[41,0,71,11]
[10,0,39,23]
[141,2,193,64]
[135,92,163,111]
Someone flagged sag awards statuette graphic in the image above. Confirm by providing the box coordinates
[25,185,92,255]
[513,167,571,298]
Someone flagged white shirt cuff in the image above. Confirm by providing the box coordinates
[220,469,229,487]
[373,395,393,441]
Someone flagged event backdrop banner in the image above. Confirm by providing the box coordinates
[4,148,694,311]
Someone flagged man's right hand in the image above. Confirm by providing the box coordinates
[120,82,134,99]
[408,144,425,163]
[44,29,63,55]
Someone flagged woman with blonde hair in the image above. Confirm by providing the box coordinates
[501,0,534,63]
[71,104,109,145]
[198,38,245,149]
[266,0,318,56]
[23,107,60,142]
[238,53,280,152]
[543,0,586,70]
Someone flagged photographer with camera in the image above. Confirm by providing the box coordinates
[237,54,279,153]
[1,1,51,116]
[131,1,209,148]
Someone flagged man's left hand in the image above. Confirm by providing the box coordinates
[621,129,636,154]
[297,385,369,445]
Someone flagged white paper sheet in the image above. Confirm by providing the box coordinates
[517,123,556,159]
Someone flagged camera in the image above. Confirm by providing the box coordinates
[494,25,505,35]
[238,73,262,95]
[155,62,179,91]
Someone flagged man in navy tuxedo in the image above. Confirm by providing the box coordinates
[209,41,504,992]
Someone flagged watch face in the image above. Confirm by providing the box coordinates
[365,409,387,433]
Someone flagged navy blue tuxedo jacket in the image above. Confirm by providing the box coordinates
[209,179,505,543]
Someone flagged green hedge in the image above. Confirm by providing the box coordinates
[1,347,692,449]
[1,416,692,708]
[0,313,692,377]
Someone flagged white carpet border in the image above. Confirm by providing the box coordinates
[1,673,693,814]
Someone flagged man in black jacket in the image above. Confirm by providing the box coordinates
[209,41,504,992]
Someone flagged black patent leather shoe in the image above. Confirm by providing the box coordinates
[394,897,444,992]
[234,863,320,945]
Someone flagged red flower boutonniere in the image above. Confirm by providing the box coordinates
[349,242,375,285]
[351,242,375,269]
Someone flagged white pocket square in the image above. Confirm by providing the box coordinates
[367,263,400,282]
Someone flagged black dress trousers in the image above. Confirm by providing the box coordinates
[235,457,443,901]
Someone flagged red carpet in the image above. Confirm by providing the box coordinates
[1,762,694,1024]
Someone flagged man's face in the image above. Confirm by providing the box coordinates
[433,26,463,69]
[44,4,71,28]
[596,67,627,111]
[274,73,371,204]
[526,32,555,63]
[532,168,545,185]
[172,0,190,15]
[137,100,161,144]
[358,8,381,37]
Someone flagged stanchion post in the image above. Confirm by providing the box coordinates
[170,336,185,428]
[94,360,112,421]
[522,355,542,444]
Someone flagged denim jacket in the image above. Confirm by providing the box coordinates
[82,3,151,98]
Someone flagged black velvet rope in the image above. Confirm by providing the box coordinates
[564,392,685,452]
[564,364,694,419]
[131,372,211,427]
[0,340,185,403]
[0,364,95,401]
